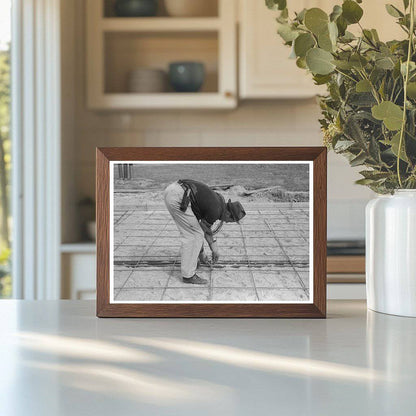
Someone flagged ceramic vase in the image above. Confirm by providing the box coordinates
[366,190,416,317]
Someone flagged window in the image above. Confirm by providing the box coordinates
[0,0,11,298]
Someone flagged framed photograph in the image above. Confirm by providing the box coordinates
[96,147,327,318]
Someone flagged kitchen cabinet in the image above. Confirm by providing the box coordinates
[238,0,404,99]
[61,244,96,300]
[87,0,405,107]
[239,0,324,99]
[86,0,237,109]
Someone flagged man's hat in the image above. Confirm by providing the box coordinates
[227,200,246,223]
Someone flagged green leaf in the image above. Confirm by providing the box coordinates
[407,109,416,137]
[379,78,386,99]
[407,82,416,99]
[334,139,355,152]
[356,79,372,92]
[304,8,329,35]
[339,31,356,42]
[399,14,411,29]
[336,15,348,36]
[372,101,404,130]
[385,4,403,18]
[371,67,386,85]
[401,61,416,76]
[330,5,343,22]
[350,152,368,167]
[349,92,377,107]
[375,56,395,70]
[276,8,289,23]
[295,8,307,22]
[313,74,332,85]
[306,48,335,75]
[382,132,409,162]
[350,53,368,69]
[342,0,363,24]
[403,0,410,9]
[296,57,307,69]
[329,82,341,101]
[333,59,353,70]
[318,31,333,52]
[393,61,402,78]
[344,113,368,147]
[317,23,338,52]
[328,21,338,45]
[277,23,299,42]
[369,136,381,162]
[266,0,287,11]
[294,33,315,57]
[362,29,375,44]
[371,29,380,42]
[360,170,391,180]
[356,178,376,185]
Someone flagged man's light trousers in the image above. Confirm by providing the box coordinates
[164,182,204,278]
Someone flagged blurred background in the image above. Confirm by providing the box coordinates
[1,0,404,300]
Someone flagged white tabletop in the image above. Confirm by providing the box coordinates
[0,300,415,416]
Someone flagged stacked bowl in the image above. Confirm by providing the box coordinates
[127,68,167,93]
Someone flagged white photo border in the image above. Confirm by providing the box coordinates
[109,161,313,304]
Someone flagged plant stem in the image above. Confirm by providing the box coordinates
[393,86,404,104]
[358,22,378,49]
[334,68,357,83]
[397,0,415,188]
[358,69,380,104]
[390,79,397,101]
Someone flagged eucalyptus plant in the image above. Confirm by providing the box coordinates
[266,0,416,193]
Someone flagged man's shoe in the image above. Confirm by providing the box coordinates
[183,274,208,285]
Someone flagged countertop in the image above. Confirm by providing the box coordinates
[0,300,415,415]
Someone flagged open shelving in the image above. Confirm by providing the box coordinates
[86,0,237,109]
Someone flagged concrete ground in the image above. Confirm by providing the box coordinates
[113,198,310,302]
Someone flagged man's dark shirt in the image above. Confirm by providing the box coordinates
[179,179,225,225]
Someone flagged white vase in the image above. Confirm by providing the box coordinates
[366,190,416,317]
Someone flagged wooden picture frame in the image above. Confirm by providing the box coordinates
[96,147,327,318]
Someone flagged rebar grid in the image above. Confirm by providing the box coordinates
[113,204,310,302]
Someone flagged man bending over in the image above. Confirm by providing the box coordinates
[164,179,246,285]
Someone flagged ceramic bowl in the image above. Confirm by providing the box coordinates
[114,0,158,17]
[168,62,205,92]
[164,0,217,17]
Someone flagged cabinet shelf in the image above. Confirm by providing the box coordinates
[61,242,96,254]
[89,92,235,110]
[101,17,221,32]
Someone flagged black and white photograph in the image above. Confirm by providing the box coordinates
[110,161,313,303]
